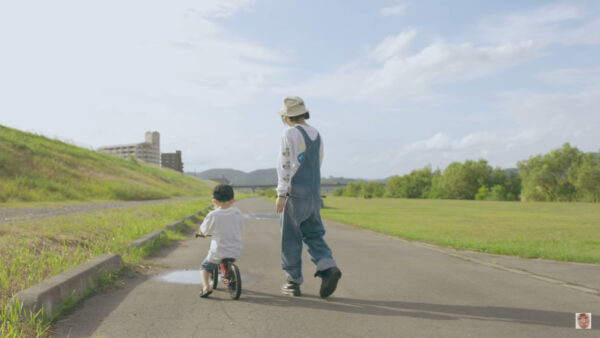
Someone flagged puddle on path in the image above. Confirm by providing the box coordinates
[155,270,255,285]
[243,213,280,220]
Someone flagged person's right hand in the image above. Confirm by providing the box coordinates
[276,196,286,214]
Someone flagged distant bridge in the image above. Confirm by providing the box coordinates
[231,183,347,192]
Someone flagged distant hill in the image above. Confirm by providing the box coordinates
[189,168,250,184]
[188,166,525,187]
[187,169,362,186]
[0,124,212,203]
[188,168,277,185]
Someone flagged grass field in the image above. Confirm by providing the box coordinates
[321,197,600,264]
[0,124,211,203]
[0,198,211,337]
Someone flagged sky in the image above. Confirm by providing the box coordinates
[1,0,599,179]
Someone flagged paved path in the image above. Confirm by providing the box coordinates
[52,197,599,337]
[0,197,204,224]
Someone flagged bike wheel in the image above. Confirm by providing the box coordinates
[210,266,219,290]
[227,264,242,300]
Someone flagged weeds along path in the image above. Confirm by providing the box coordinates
[0,197,204,224]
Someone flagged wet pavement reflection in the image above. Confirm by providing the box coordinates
[243,213,280,220]
[154,270,254,285]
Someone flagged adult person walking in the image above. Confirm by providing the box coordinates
[275,96,342,298]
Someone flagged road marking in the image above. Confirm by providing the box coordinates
[412,241,600,297]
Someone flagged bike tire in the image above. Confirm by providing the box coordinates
[228,264,242,300]
[210,266,219,290]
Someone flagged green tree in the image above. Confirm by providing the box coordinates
[568,152,600,202]
[504,170,521,201]
[385,175,405,198]
[403,166,434,198]
[332,187,344,196]
[439,160,492,199]
[518,143,579,201]
[362,181,384,198]
[487,185,507,201]
[343,181,363,197]
[427,170,444,199]
[475,186,489,200]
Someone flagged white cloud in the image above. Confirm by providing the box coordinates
[0,0,288,113]
[369,29,416,63]
[479,3,600,46]
[535,67,600,86]
[391,74,600,173]
[293,30,539,104]
[0,0,289,175]
[403,132,500,153]
[185,0,255,18]
[381,3,407,17]
[293,3,598,107]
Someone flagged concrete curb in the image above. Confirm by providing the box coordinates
[128,230,166,248]
[165,220,185,231]
[164,205,212,232]
[11,254,123,316]
[130,205,212,247]
[9,205,213,317]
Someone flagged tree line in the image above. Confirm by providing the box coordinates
[332,143,600,202]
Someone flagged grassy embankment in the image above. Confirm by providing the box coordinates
[0,124,211,203]
[321,197,600,264]
[0,124,214,336]
[0,198,212,337]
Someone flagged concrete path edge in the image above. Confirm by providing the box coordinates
[9,205,212,317]
[128,230,166,249]
[11,254,123,316]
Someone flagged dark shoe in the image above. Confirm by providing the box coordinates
[315,267,342,298]
[281,281,301,296]
[199,289,213,298]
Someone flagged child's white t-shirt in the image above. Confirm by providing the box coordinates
[199,206,243,263]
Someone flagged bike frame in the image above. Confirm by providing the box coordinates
[219,262,231,285]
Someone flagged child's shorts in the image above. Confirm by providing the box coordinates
[200,258,219,271]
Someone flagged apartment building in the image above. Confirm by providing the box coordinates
[161,150,184,173]
[98,131,160,166]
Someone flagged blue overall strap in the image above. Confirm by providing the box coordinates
[290,125,321,198]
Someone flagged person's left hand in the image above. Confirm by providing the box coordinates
[276,196,286,214]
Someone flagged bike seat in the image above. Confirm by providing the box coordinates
[221,258,236,263]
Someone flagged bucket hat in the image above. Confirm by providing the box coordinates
[278,96,309,117]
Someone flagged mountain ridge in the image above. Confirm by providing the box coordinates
[187,168,361,185]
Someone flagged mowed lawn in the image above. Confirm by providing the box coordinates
[321,197,600,264]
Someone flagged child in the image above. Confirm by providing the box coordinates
[196,184,243,298]
[275,96,341,298]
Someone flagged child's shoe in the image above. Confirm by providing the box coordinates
[199,288,213,298]
[281,281,301,296]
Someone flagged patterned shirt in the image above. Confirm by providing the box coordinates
[276,124,323,196]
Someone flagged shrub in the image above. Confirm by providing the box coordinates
[475,186,489,200]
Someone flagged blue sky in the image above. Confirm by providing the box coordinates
[1,0,599,179]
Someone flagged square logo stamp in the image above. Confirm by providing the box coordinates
[575,313,591,329]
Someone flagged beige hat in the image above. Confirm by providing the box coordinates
[278,96,309,117]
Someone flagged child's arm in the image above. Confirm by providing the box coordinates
[197,213,214,237]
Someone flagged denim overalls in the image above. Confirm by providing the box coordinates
[280,125,337,284]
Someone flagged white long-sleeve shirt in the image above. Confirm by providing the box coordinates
[276,124,323,196]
